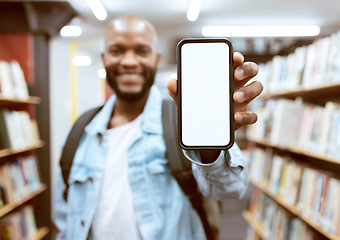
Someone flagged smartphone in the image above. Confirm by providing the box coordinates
[177,38,234,150]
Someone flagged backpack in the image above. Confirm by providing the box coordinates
[59,99,220,240]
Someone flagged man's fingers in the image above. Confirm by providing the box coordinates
[234,112,258,130]
[233,52,244,68]
[234,62,259,90]
[234,81,263,104]
[167,77,178,105]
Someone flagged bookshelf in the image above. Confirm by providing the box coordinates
[0,95,41,107]
[243,211,270,240]
[0,1,77,238]
[0,87,46,237]
[30,227,49,240]
[261,83,340,100]
[0,141,44,158]
[250,177,340,240]
[247,138,339,166]
[245,30,340,240]
[0,184,47,218]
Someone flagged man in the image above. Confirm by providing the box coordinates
[54,15,263,240]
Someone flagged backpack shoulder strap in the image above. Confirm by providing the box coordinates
[60,106,103,201]
[161,99,215,240]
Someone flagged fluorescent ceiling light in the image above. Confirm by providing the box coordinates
[187,0,203,22]
[97,68,107,78]
[60,26,82,37]
[202,25,321,37]
[85,0,107,21]
[72,56,92,67]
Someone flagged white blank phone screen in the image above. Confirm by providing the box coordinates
[181,42,230,147]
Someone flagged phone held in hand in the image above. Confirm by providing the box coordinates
[177,38,234,150]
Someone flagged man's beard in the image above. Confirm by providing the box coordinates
[106,64,156,102]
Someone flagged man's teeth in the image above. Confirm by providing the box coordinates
[120,74,140,79]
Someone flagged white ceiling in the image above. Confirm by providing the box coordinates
[68,0,340,36]
[65,0,340,65]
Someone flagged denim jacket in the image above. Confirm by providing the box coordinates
[54,86,248,240]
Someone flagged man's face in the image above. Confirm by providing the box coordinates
[102,18,161,102]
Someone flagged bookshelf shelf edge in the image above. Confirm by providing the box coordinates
[0,95,42,105]
[242,211,271,240]
[261,83,340,100]
[0,184,47,218]
[29,227,49,240]
[0,141,44,158]
[247,138,339,165]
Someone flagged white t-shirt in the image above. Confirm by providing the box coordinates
[89,115,143,240]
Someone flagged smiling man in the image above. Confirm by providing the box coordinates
[54,15,263,240]
[103,18,160,103]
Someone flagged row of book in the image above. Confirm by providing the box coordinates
[0,205,37,240]
[0,109,40,150]
[247,99,340,160]
[247,189,326,240]
[0,156,41,207]
[0,60,29,100]
[247,147,340,236]
[254,30,340,94]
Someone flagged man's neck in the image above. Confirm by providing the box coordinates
[108,92,149,129]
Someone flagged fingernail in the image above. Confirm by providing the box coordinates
[236,69,244,78]
[235,113,243,122]
[234,92,244,101]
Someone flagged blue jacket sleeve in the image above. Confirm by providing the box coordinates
[184,143,248,200]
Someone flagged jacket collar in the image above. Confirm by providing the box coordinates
[85,86,163,136]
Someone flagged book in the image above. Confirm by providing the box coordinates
[0,205,37,240]
[286,162,303,205]
[270,99,305,147]
[0,110,11,149]
[257,30,340,95]
[307,106,325,152]
[22,156,41,192]
[9,111,26,149]
[319,102,339,154]
[0,156,41,205]
[325,31,340,83]
[0,61,15,98]
[321,177,340,234]
[0,165,14,204]
[269,155,284,194]
[9,60,29,100]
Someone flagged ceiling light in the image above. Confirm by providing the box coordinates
[60,26,82,37]
[85,0,107,21]
[72,56,92,67]
[202,25,321,37]
[97,68,107,78]
[187,0,203,22]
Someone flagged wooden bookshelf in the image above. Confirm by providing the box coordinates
[0,141,44,158]
[0,184,47,218]
[29,227,49,240]
[242,211,271,240]
[247,138,340,165]
[250,177,340,240]
[262,83,340,100]
[0,2,76,237]
[0,95,41,106]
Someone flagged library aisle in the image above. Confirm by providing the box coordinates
[245,31,340,240]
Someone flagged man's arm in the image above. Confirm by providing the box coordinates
[184,145,248,199]
[167,52,262,198]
